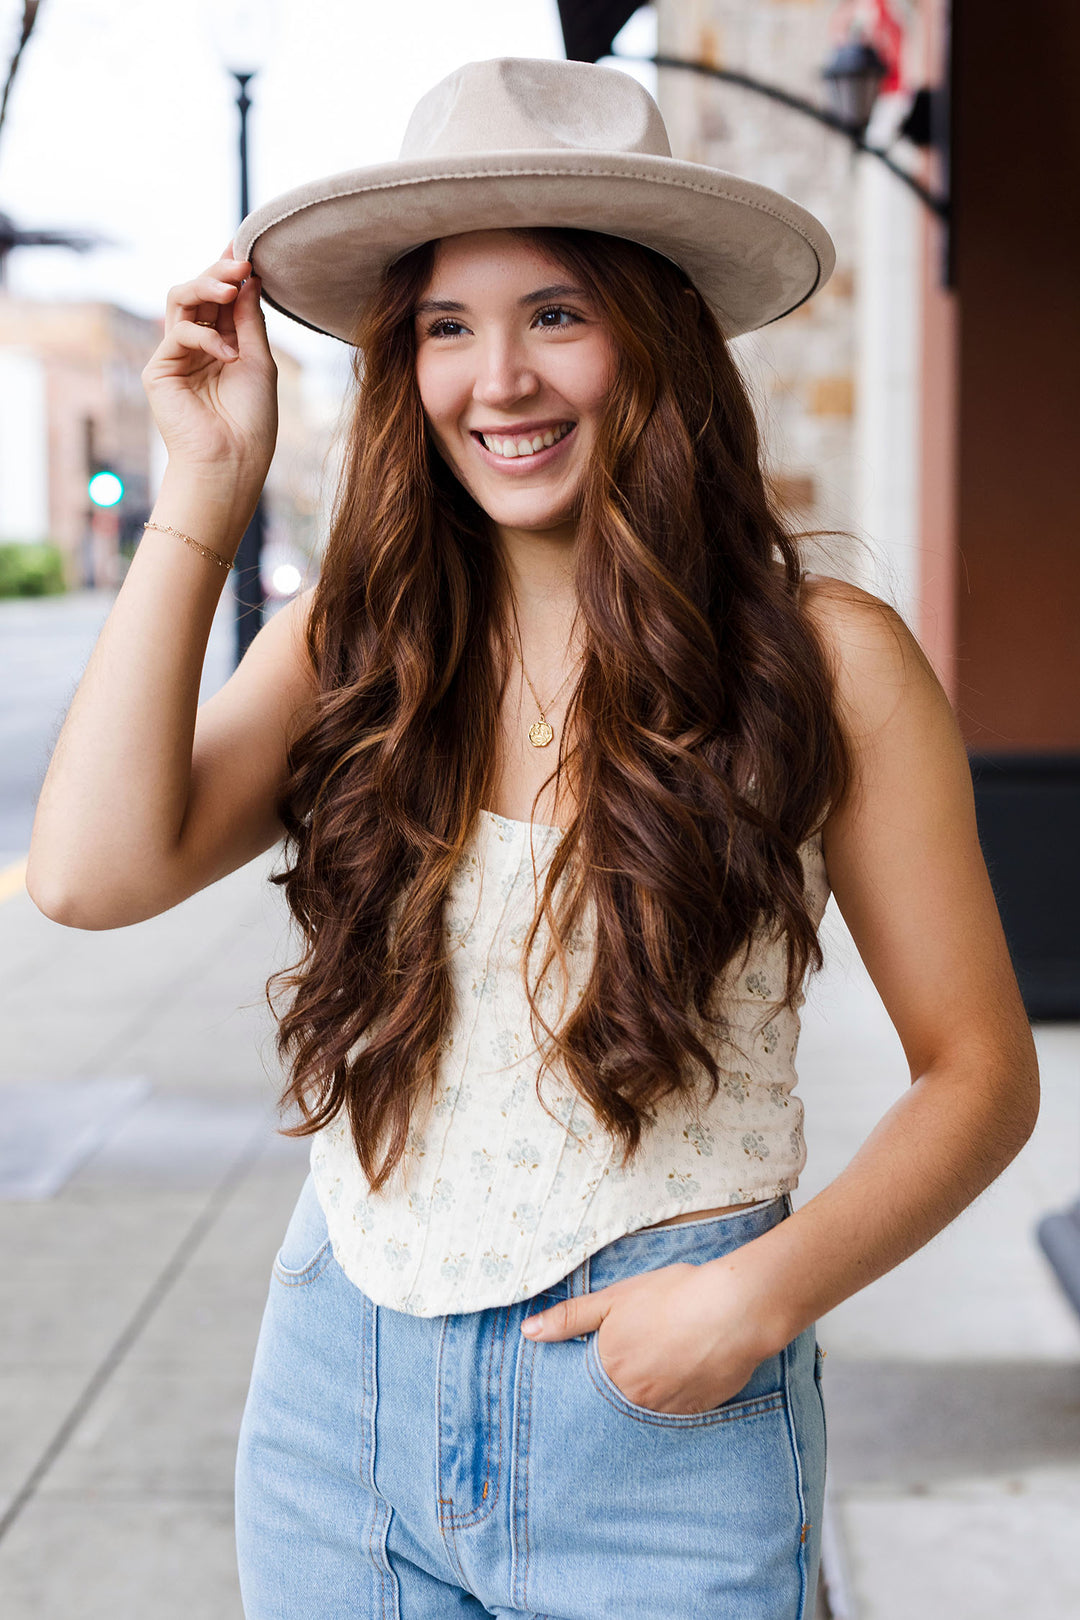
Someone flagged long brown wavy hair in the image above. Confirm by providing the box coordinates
[266,225,853,1193]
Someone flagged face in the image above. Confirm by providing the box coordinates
[413,230,617,545]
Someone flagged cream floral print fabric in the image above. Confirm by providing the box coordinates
[309,808,831,1316]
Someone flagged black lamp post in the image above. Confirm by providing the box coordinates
[229,67,267,666]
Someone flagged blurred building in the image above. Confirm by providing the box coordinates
[0,291,330,592]
[657,0,922,614]
[0,297,155,586]
[649,0,1079,1014]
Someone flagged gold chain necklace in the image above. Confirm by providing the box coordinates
[511,612,583,748]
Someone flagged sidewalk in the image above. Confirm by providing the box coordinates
[0,850,308,1619]
[799,904,1080,1618]
[0,848,1077,1617]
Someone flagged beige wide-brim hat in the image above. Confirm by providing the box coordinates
[234,56,835,345]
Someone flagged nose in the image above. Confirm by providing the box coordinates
[471,332,539,410]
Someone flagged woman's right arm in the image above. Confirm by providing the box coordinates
[26,249,319,930]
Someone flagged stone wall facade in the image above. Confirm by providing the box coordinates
[655,0,924,592]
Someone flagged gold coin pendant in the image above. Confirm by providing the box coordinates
[528,720,554,748]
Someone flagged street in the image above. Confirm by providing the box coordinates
[0,586,239,863]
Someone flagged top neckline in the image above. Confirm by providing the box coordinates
[478,806,568,836]
[476,807,826,866]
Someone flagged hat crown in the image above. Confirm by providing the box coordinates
[398,56,672,163]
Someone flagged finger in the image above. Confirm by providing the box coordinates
[194,258,251,334]
[521,1291,610,1341]
[151,317,239,370]
[185,273,264,356]
[214,291,237,345]
[168,262,249,310]
[165,261,250,333]
[168,275,242,321]
[212,272,247,345]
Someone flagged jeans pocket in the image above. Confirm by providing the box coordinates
[272,1174,334,1285]
[584,1330,786,1428]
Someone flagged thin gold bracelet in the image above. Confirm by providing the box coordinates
[143,520,234,572]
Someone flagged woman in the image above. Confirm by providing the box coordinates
[27,57,1037,1620]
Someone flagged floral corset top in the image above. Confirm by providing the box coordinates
[308,807,831,1316]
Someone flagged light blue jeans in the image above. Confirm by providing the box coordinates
[235,1173,826,1618]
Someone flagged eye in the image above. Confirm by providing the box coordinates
[425,317,468,339]
[534,305,581,329]
[422,305,583,340]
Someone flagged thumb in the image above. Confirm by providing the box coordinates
[233,273,271,346]
[521,1288,613,1342]
[234,271,262,318]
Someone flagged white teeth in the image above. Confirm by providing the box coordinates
[480,422,574,458]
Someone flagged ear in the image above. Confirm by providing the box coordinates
[681,285,701,314]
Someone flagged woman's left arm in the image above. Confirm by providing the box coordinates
[711,574,1040,1348]
[521,577,1040,1411]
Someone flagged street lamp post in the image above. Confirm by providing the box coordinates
[205,0,278,665]
[229,67,267,666]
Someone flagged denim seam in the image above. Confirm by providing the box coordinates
[781,1335,811,1620]
[515,1252,589,1607]
[445,1304,509,1530]
[511,1315,537,1607]
[362,1294,399,1620]
[364,1463,397,1616]
[814,1342,828,1458]
[271,1238,333,1285]
[507,1265,582,1610]
[434,1312,473,1590]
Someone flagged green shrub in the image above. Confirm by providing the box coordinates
[0,542,67,597]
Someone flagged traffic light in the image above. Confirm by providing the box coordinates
[88,469,124,508]
[84,416,124,509]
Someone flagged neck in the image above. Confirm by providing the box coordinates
[492,518,582,667]
[493,514,576,599]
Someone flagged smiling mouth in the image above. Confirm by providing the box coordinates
[471,421,577,461]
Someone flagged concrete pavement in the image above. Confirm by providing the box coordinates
[0,789,1077,1615]
[0,585,237,865]
[799,902,1080,1618]
[0,848,309,1619]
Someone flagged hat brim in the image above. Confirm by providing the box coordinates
[234,149,835,344]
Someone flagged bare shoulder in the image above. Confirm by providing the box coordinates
[797,571,942,743]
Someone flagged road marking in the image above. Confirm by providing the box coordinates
[0,857,28,905]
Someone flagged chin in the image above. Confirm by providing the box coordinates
[488,505,575,533]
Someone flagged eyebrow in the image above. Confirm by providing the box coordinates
[413,283,589,318]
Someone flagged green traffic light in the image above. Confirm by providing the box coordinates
[88,470,124,508]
